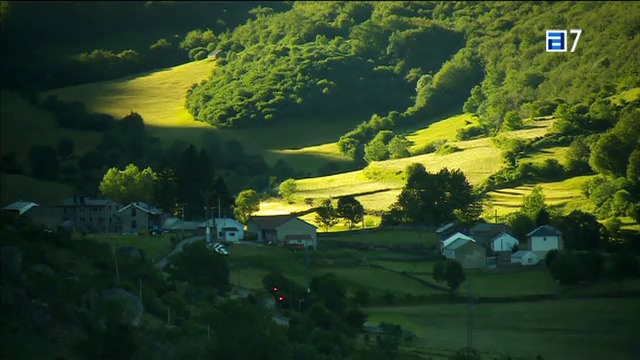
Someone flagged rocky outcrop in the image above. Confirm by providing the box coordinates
[98,288,145,327]
[116,246,146,261]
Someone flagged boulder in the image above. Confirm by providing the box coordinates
[116,246,146,261]
[1,246,23,285]
[98,288,145,327]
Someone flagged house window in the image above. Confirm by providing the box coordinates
[99,217,104,224]
[131,207,136,216]
[219,232,223,237]
[528,258,533,264]
[132,220,137,229]
[229,232,236,236]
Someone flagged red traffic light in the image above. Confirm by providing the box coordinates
[278,295,285,301]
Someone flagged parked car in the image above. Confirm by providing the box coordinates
[207,242,229,256]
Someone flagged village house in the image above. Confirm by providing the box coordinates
[435,222,467,241]
[511,250,541,266]
[527,225,563,255]
[117,202,163,235]
[470,222,512,248]
[442,237,486,269]
[247,215,317,250]
[1,201,62,228]
[440,232,475,253]
[489,232,520,253]
[162,217,201,236]
[200,218,245,242]
[60,196,121,233]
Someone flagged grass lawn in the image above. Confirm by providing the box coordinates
[459,267,557,297]
[486,175,596,217]
[229,267,271,289]
[323,229,439,247]
[370,260,436,274]
[367,298,640,360]
[85,234,173,261]
[610,86,640,105]
[1,173,75,206]
[36,59,363,174]
[525,146,569,165]
[290,117,556,217]
[405,114,480,151]
[317,266,440,297]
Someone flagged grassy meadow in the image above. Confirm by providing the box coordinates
[367,298,640,360]
[486,175,596,217]
[32,59,360,174]
[84,233,174,261]
[286,116,557,215]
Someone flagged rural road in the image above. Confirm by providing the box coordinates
[154,235,203,270]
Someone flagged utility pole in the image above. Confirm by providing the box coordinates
[466,274,474,348]
[304,242,311,293]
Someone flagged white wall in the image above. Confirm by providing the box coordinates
[277,218,317,249]
[521,252,540,266]
[530,236,561,252]
[491,234,519,252]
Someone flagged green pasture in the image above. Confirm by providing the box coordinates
[323,229,439,247]
[486,175,596,217]
[367,298,640,360]
[85,234,173,261]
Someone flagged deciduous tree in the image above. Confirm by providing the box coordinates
[336,196,364,229]
[99,164,157,204]
[279,178,297,203]
[315,199,339,232]
[234,189,260,223]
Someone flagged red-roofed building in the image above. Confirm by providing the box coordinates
[247,215,317,250]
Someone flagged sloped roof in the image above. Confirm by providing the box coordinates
[471,222,509,233]
[162,218,200,230]
[200,218,244,229]
[60,197,115,207]
[527,225,562,237]
[511,250,538,259]
[442,232,475,248]
[248,215,316,230]
[489,232,519,244]
[118,202,162,215]
[435,222,456,233]
[2,201,39,215]
[445,238,478,251]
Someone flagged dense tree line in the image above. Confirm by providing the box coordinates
[185,2,465,131]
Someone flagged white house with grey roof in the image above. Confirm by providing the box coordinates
[489,232,520,252]
[527,225,563,255]
[200,218,245,242]
[442,236,486,269]
[440,232,475,253]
